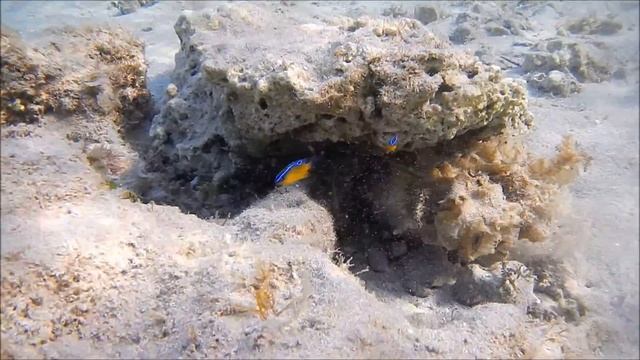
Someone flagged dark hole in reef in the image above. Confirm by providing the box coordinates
[427,67,440,76]
[373,103,383,118]
[201,135,227,154]
[318,114,334,121]
[466,69,478,79]
[258,98,268,110]
[306,146,392,253]
[132,127,484,301]
[437,82,454,93]
[163,133,174,146]
[172,171,196,184]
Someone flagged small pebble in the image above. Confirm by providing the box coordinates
[166,83,178,98]
[414,6,438,25]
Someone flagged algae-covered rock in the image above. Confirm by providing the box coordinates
[159,9,531,153]
[365,135,589,264]
[527,70,581,97]
[0,26,150,131]
[435,173,523,262]
[430,136,589,262]
[231,187,336,252]
[414,6,439,25]
[145,3,533,214]
[452,261,537,307]
[111,0,157,16]
[139,4,589,267]
[567,16,623,35]
[523,38,611,84]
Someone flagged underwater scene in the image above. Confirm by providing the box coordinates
[1,1,638,358]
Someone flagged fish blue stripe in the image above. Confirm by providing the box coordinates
[388,135,398,146]
[275,162,296,184]
[274,158,309,184]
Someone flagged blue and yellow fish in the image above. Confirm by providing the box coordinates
[274,158,313,186]
[385,134,398,153]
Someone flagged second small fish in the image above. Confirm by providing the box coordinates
[274,158,312,186]
[385,134,399,153]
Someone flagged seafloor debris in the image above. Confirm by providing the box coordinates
[527,70,582,97]
[452,261,537,307]
[522,37,612,96]
[111,0,157,16]
[566,16,623,35]
[253,263,275,320]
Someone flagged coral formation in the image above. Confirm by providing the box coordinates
[453,1,533,37]
[431,135,590,261]
[567,16,623,35]
[452,261,537,307]
[0,26,150,132]
[522,38,612,96]
[143,5,533,215]
[527,70,581,97]
[167,11,532,150]
[231,187,336,253]
[527,259,589,322]
[111,0,157,16]
[364,134,589,265]
[414,6,439,25]
[137,4,589,268]
[1,26,56,124]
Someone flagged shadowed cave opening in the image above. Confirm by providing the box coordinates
[128,126,492,298]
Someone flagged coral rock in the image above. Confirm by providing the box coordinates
[145,3,533,214]
[523,39,611,83]
[452,261,537,307]
[1,26,150,131]
[414,6,439,25]
[231,187,336,252]
[527,70,581,97]
[435,174,523,262]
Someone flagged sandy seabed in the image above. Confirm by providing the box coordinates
[1,1,638,359]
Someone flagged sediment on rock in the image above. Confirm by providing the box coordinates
[522,38,613,96]
[0,25,151,133]
[452,261,537,307]
[141,4,534,218]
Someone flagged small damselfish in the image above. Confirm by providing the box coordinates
[274,158,313,186]
[385,134,399,153]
